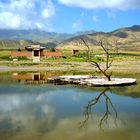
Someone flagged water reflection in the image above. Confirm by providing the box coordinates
[11,71,63,84]
[79,87,118,130]
[10,71,140,97]
[0,72,140,140]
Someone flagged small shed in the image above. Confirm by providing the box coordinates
[73,50,79,55]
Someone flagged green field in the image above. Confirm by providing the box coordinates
[0,50,140,62]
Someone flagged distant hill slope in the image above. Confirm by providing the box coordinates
[0,40,43,50]
[0,29,97,43]
[0,25,140,52]
[57,25,140,52]
[0,29,96,49]
[0,39,61,50]
[0,29,73,43]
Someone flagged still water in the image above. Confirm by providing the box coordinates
[0,72,140,140]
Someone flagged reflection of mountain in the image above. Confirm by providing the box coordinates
[0,92,139,140]
[45,115,140,140]
[80,81,140,98]
[112,84,140,98]
[0,79,140,140]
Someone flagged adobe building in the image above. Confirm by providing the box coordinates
[25,45,46,62]
[11,45,63,62]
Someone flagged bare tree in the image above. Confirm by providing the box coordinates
[80,38,113,81]
[112,39,120,55]
[79,87,117,130]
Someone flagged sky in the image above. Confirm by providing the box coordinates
[0,0,140,33]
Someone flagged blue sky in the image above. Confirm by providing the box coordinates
[0,0,140,33]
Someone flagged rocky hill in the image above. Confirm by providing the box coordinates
[0,40,43,50]
[0,25,140,52]
[57,25,140,53]
[0,39,63,50]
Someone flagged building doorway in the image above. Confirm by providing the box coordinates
[34,50,39,56]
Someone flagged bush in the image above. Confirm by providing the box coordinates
[91,56,104,62]
[50,48,56,52]
[18,48,21,51]
[62,56,67,59]
[17,56,29,61]
[0,55,12,61]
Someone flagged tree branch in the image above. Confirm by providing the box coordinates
[79,38,113,81]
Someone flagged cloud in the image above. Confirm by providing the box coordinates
[72,20,82,30]
[92,16,98,22]
[107,11,116,19]
[0,12,21,29]
[72,19,84,31]
[72,12,84,30]
[58,0,140,10]
[81,12,85,17]
[0,0,56,30]
[41,0,56,19]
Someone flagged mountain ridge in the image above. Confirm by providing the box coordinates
[57,25,140,52]
[0,25,140,51]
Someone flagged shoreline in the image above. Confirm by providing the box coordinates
[0,61,140,75]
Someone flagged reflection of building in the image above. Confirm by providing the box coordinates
[11,72,63,84]
[11,45,63,62]
[12,73,48,84]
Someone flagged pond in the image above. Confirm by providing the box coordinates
[0,72,140,140]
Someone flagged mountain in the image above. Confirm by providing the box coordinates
[74,30,96,36]
[57,25,140,52]
[0,40,41,50]
[0,29,96,43]
[0,29,73,43]
[0,25,140,51]
[0,29,96,49]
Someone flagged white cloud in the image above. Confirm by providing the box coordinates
[92,16,98,22]
[81,12,85,17]
[0,12,20,28]
[35,22,44,29]
[107,11,116,19]
[41,0,56,19]
[0,0,56,30]
[72,21,82,29]
[58,0,140,10]
[72,13,84,30]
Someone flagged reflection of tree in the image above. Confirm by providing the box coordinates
[79,87,117,130]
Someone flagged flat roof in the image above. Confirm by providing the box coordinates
[25,45,46,50]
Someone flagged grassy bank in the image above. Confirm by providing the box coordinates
[0,50,140,75]
[0,61,140,76]
[0,50,140,62]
